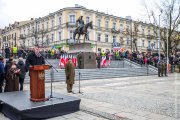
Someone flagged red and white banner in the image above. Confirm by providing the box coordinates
[59,54,77,68]
[59,55,65,68]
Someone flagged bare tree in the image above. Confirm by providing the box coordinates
[144,0,180,56]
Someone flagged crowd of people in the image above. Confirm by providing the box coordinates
[0,45,76,93]
[0,46,180,93]
[0,56,27,93]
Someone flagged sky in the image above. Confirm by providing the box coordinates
[0,0,158,28]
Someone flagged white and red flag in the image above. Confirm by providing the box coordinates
[72,55,77,67]
[59,54,65,68]
[101,56,107,67]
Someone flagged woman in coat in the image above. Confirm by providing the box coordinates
[4,63,20,92]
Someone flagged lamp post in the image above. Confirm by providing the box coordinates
[158,14,161,61]
[131,20,133,53]
[166,28,169,74]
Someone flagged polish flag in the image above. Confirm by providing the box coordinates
[65,54,68,66]
[59,54,65,68]
[72,55,77,67]
[101,56,106,67]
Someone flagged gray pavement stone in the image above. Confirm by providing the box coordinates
[1,73,180,120]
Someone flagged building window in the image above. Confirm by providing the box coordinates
[120,24,123,30]
[105,21,109,28]
[127,37,130,45]
[42,24,44,30]
[148,30,150,35]
[105,34,108,42]
[70,30,74,39]
[24,30,26,35]
[142,40,144,47]
[59,17,61,25]
[127,25,130,30]
[142,29,144,35]
[15,33,16,40]
[46,22,49,30]
[113,36,116,43]
[113,22,116,29]
[46,35,49,44]
[97,19,101,28]
[69,15,75,23]
[51,34,54,41]
[148,41,150,47]
[37,25,40,32]
[59,32,61,40]
[97,33,101,41]
[86,16,90,23]
[32,27,35,32]
[28,28,30,34]
[52,20,54,28]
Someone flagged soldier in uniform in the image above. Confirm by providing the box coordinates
[96,53,101,69]
[76,16,84,33]
[77,52,83,69]
[157,61,162,77]
[161,61,165,76]
[163,60,167,76]
[65,58,75,93]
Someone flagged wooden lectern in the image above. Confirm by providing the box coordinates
[29,65,50,102]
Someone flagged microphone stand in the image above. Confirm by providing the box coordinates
[39,52,63,100]
[77,68,83,94]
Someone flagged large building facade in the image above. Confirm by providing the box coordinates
[0,4,162,53]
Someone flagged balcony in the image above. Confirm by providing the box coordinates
[19,34,26,39]
[111,28,120,34]
[66,22,76,28]
[147,35,154,39]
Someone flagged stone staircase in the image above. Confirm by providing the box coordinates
[24,67,157,84]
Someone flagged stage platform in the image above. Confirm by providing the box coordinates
[0,91,80,120]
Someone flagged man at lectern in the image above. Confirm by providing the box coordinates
[26,45,45,68]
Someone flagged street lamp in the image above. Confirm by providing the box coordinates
[166,28,169,74]
[158,14,161,61]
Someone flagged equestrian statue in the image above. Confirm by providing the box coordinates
[73,16,93,43]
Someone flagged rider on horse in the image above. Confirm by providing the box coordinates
[76,16,84,33]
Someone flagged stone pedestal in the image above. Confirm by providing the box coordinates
[68,43,96,69]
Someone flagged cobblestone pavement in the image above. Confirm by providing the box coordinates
[1,73,180,120]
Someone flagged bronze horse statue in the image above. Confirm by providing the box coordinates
[73,21,93,43]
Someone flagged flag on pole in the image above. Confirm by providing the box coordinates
[101,56,106,67]
[72,55,77,67]
[59,54,65,68]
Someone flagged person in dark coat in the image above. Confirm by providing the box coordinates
[157,61,162,77]
[65,58,75,93]
[4,64,20,92]
[17,57,28,91]
[96,53,101,69]
[25,45,45,68]
[5,47,10,59]
[0,56,5,93]
[77,52,83,69]
[4,57,14,77]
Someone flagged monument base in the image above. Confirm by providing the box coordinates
[0,91,80,120]
[68,43,96,69]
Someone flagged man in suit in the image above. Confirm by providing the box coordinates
[26,45,45,68]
